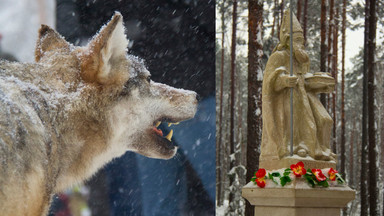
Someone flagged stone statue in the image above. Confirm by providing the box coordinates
[259,10,336,167]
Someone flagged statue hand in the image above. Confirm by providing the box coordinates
[282,75,298,88]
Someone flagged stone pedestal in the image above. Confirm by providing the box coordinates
[242,180,355,216]
[259,156,336,170]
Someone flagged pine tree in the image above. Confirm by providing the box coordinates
[271,0,278,38]
[246,1,263,215]
[340,0,347,178]
[361,0,370,215]
[297,0,302,22]
[332,5,339,173]
[303,0,308,43]
[216,0,227,206]
[320,0,327,106]
[327,0,334,76]
[367,0,378,214]
[227,1,244,215]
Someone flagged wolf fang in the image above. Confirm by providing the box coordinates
[0,12,197,216]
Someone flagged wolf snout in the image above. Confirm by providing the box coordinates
[189,91,199,104]
[189,92,199,109]
[175,88,198,105]
[173,90,198,119]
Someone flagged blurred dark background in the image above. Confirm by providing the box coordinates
[56,0,214,98]
[50,0,215,216]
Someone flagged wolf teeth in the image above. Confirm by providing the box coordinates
[167,122,180,127]
[165,129,173,141]
[155,121,161,127]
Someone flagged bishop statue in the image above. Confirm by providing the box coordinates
[260,10,336,166]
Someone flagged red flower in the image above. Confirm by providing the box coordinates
[256,178,266,188]
[312,169,327,182]
[255,168,266,178]
[254,168,267,188]
[328,168,338,181]
[290,161,306,177]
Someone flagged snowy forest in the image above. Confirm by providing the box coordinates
[216,0,384,215]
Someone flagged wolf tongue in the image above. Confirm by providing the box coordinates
[153,127,163,136]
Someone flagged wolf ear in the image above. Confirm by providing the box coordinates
[79,12,129,84]
[35,25,70,62]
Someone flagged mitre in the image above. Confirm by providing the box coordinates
[280,9,303,42]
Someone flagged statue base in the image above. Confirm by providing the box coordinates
[259,156,336,170]
[242,180,355,216]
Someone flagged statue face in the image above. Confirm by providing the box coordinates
[293,33,304,48]
[292,33,308,64]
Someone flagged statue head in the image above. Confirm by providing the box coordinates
[280,10,303,44]
[277,10,309,64]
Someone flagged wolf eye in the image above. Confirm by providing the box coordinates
[146,76,151,83]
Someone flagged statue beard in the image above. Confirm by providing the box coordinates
[293,45,309,64]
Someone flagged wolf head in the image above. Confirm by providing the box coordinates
[35,12,198,160]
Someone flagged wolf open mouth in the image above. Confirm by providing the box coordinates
[152,119,180,143]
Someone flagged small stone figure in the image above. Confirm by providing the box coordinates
[260,10,336,163]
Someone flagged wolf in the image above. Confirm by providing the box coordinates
[0,12,197,216]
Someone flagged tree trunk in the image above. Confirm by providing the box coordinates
[229,0,237,159]
[271,0,278,38]
[327,0,334,135]
[297,0,302,23]
[367,0,378,215]
[382,61,384,216]
[327,0,334,74]
[246,1,263,215]
[332,6,339,173]
[237,70,245,167]
[348,120,356,187]
[361,0,370,214]
[340,0,346,178]
[303,0,308,43]
[320,0,327,106]
[278,0,285,34]
[216,0,226,206]
[228,0,237,207]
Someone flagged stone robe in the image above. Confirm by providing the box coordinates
[260,49,334,161]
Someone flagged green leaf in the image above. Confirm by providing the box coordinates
[304,174,315,187]
[251,177,256,182]
[318,180,329,187]
[336,173,345,184]
[271,177,279,185]
[271,172,281,177]
[283,168,292,176]
[268,173,279,185]
[280,176,292,186]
